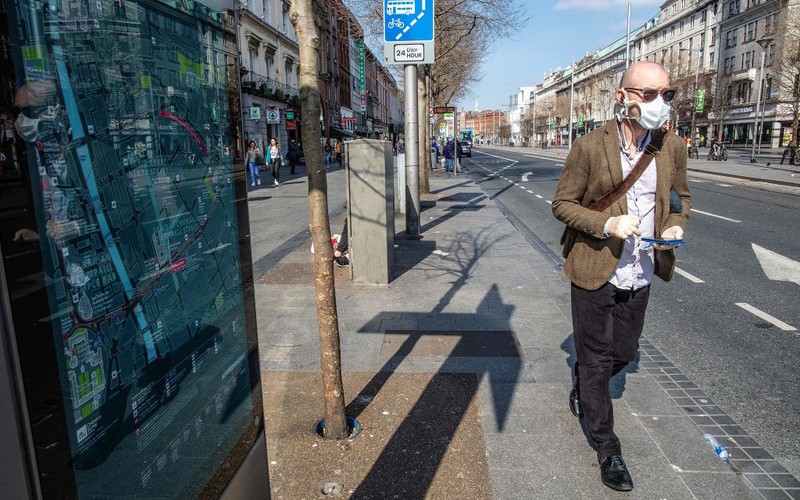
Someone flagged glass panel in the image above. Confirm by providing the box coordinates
[0,0,261,498]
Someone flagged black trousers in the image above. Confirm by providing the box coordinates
[571,282,650,457]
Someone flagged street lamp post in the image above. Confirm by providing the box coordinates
[751,37,773,163]
[680,48,701,146]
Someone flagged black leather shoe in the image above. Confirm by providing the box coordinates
[599,455,633,492]
[569,383,581,417]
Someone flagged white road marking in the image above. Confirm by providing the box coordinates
[546,200,553,205]
[535,194,543,199]
[752,243,800,286]
[473,150,519,163]
[674,267,705,283]
[690,209,741,223]
[518,185,526,189]
[717,183,732,187]
[689,179,708,183]
[735,303,797,331]
[526,189,534,194]
[521,171,533,182]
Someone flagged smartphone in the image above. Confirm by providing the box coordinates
[641,237,686,246]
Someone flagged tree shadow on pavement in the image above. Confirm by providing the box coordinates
[349,228,519,498]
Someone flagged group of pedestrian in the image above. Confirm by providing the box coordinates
[245,138,302,188]
[441,138,462,173]
[324,138,344,168]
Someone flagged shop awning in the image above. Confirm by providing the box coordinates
[328,127,356,139]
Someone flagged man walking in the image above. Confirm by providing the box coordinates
[552,61,691,492]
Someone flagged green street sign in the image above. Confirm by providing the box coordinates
[285,111,295,120]
[695,89,706,112]
[577,115,584,127]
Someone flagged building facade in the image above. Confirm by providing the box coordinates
[520,0,800,150]
[239,0,300,152]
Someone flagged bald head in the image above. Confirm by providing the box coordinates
[619,61,669,88]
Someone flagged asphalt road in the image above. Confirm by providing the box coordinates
[465,145,800,478]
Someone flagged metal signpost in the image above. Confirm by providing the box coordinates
[383,0,435,237]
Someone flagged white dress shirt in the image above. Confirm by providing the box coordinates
[608,131,657,290]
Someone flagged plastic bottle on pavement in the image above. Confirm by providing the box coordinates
[704,434,730,463]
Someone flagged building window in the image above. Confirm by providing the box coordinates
[729,0,741,16]
[726,29,737,48]
[691,15,696,28]
[746,21,756,41]
[710,51,715,67]
[261,0,269,21]
[744,50,752,69]
[711,27,717,46]
[701,8,707,23]
[767,43,776,66]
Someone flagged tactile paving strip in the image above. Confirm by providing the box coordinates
[638,336,800,498]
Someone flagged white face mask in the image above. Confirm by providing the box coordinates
[619,90,671,130]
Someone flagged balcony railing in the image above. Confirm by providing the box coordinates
[241,69,300,105]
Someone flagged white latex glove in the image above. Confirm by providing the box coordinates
[654,225,684,250]
[605,215,641,239]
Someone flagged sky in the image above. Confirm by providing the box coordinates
[455,0,665,111]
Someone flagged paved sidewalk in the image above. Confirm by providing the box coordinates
[251,164,799,498]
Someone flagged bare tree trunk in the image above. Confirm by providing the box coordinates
[290,0,348,440]
[418,69,430,194]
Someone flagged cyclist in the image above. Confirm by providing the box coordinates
[781,141,798,165]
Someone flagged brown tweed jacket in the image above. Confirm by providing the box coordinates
[552,121,692,291]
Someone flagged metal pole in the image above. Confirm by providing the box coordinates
[757,89,767,154]
[405,64,420,235]
[626,2,631,68]
[569,54,575,150]
[690,49,699,145]
[454,107,460,176]
[532,92,536,148]
[751,39,772,163]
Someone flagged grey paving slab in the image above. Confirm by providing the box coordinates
[639,415,732,472]
[250,166,799,499]
[679,472,760,499]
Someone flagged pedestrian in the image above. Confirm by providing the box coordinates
[442,138,454,173]
[552,61,691,493]
[266,137,282,186]
[287,138,299,174]
[455,139,463,173]
[244,140,261,187]
[335,138,343,167]
[324,139,332,167]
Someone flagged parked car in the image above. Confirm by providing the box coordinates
[459,141,472,157]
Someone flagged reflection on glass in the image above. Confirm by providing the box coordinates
[2,0,259,497]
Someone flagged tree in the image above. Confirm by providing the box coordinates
[519,106,534,146]
[290,0,348,440]
[774,6,800,145]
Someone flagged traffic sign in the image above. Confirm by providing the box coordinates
[383,0,435,65]
[432,106,454,114]
[428,107,434,118]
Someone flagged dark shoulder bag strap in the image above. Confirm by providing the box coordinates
[588,129,666,212]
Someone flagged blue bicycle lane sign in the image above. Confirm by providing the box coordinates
[383,0,435,65]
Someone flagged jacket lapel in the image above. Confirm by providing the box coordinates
[601,121,625,212]
[602,121,623,187]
